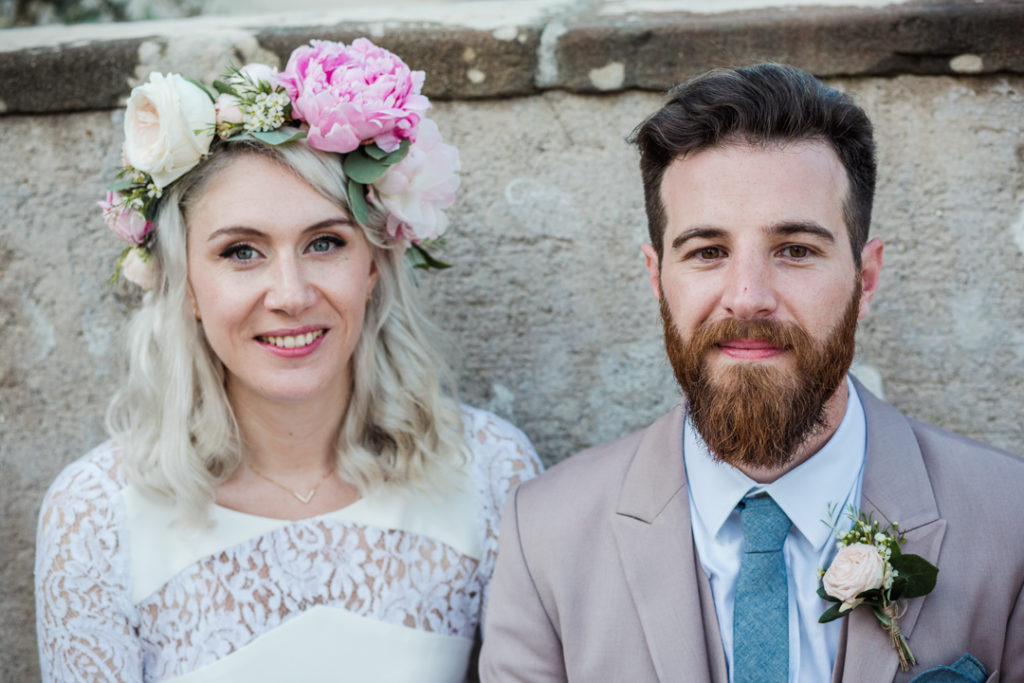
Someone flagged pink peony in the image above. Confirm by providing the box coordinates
[822,543,886,612]
[278,38,430,154]
[98,191,152,245]
[372,118,460,242]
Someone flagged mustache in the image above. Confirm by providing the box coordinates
[688,317,813,359]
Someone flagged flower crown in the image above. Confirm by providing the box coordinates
[101,38,459,289]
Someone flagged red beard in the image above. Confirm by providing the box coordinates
[661,284,859,471]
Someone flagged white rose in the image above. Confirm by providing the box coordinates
[124,72,215,188]
[121,246,158,290]
[822,543,886,612]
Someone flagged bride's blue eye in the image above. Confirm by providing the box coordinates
[309,236,345,253]
[220,244,257,261]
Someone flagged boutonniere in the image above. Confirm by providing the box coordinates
[817,505,939,671]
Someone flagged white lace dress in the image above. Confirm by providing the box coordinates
[35,406,541,682]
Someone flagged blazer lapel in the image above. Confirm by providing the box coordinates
[833,380,946,682]
[610,403,727,682]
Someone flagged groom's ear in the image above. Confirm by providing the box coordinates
[642,243,662,301]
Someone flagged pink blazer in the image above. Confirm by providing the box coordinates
[480,381,1024,682]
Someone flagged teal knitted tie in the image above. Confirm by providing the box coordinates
[733,494,791,683]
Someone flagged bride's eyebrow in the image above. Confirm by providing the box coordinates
[207,218,353,242]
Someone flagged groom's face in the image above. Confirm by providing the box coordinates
[641,140,879,469]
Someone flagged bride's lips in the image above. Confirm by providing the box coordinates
[255,327,328,357]
[716,338,785,360]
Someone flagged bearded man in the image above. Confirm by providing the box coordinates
[480,64,1024,682]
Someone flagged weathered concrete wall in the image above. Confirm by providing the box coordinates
[2,1,1024,679]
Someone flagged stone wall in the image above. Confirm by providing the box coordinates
[2,1,1023,678]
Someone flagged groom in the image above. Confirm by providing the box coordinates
[480,64,1024,682]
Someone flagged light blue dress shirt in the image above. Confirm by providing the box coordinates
[685,376,867,683]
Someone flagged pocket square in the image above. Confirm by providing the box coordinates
[908,653,987,683]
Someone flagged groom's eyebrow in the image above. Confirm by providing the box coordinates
[670,227,727,251]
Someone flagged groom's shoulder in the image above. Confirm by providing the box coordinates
[905,415,1024,493]
[513,416,663,522]
[527,428,646,496]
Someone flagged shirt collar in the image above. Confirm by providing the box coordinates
[684,376,866,552]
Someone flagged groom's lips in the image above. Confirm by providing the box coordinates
[717,338,785,360]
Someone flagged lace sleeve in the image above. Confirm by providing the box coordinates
[35,446,143,682]
[463,408,544,626]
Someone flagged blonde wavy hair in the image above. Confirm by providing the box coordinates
[106,137,466,525]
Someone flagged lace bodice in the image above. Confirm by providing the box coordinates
[35,406,541,682]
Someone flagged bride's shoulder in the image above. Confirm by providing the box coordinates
[41,439,128,514]
[457,404,544,489]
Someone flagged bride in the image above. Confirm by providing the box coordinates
[35,38,541,682]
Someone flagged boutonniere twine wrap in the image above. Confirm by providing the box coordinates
[818,506,939,671]
[102,38,459,289]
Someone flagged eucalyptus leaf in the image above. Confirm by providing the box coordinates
[185,76,216,103]
[890,554,938,599]
[409,242,451,270]
[106,180,138,192]
[406,246,427,269]
[382,139,411,165]
[343,149,389,184]
[250,129,307,146]
[347,181,370,226]
[818,603,847,623]
[364,144,390,160]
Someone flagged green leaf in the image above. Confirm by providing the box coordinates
[343,148,389,184]
[249,129,307,146]
[817,586,839,602]
[212,79,239,98]
[872,606,891,626]
[818,603,848,623]
[889,554,938,599]
[106,179,139,192]
[185,76,216,103]
[364,144,390,160]
[382,138,411,165]
[109,246,133,285]
[347,180,370,226]
[408,242,451,270]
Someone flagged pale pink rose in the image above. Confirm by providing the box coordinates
[124,72,215,188]
[822,543,886,612]
[120,246,158,290]
[98,191,152,245]
[279,38,430,154]
[372,118,460,242]
[214,93,244,127]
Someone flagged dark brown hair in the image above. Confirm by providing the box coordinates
[631,64,876,265]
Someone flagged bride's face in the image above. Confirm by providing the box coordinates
[185,153,378,412]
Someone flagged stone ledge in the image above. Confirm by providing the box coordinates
[553,2,1024,92]
[1,0,1022,114]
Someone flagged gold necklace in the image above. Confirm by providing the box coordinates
[246,462,334,504]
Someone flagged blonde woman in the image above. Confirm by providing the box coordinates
[35,39,541,682]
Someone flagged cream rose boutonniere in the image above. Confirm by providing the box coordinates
[819,506,939,671]
[124,72,215,188]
